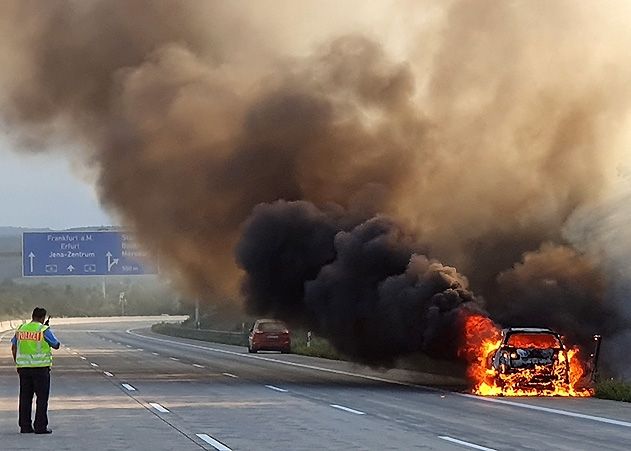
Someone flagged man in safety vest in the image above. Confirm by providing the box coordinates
[11,307,60,434]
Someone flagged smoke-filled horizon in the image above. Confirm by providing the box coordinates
[2,1,631,371]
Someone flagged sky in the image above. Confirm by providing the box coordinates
[0,140,113,229]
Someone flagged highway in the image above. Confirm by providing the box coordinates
[1,317,631,450]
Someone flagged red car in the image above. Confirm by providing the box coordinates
[248,319,291,353]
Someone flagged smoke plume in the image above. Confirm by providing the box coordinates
[2,1,631,370]
[237,200,483,364]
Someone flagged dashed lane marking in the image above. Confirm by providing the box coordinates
[196,433,232,451]
[265,385,288,393]
[149,402,170,413]
[122,383,136,391]
[438,436,497,451]
[330,404,365,415]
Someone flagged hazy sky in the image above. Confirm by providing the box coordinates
[0,140,113,229]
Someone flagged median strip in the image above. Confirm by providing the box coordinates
[265,385,288,393]
[121,383,136,391]
[149,402,170,413]
[438,436,497,451]
[330,404,365,415]
[196,433,232,451]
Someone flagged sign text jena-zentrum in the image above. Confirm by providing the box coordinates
[22,231,157,277]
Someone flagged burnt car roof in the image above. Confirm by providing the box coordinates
[503,327,557,334]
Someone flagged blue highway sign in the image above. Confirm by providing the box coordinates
[22,231,157,277]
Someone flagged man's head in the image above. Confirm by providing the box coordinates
[32,307,47,323]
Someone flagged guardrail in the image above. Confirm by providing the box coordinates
[0,315,187,333]
[0,319,27,332]
[152,322,248,347]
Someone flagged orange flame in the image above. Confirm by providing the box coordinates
[461,314,592,397]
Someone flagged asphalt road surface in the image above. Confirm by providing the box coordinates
[1,317,631,450]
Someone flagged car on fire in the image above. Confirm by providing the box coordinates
[489,327,570,390]
[247,319,291,354]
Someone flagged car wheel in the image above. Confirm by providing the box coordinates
[248,345,257,353]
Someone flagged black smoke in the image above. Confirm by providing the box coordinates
[237,200,484,365]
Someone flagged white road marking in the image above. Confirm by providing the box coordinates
[80,356,87,360]
[90,362,99,367]
[72,352,78,355]
[149,402,170,413]
[136,348,144,351]
[330,404,365,415]
[222,373,238,379]
[438,436,497,451]
[196,433,232,451]
[126,345,132,348]
[192,364,205,368]
[104,371,114,377]
[265,385,288,393]
[121,383,136,391]
[460,394,631,428]
[169,357,180,361]
[127,329,631,430]
[151,352,159,356]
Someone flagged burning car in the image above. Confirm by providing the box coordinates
[462,315,592,397]
[489,328,569,392]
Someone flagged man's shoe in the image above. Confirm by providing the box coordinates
[20,428,34,434]
[34,429,52,434]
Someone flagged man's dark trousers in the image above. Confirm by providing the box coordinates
[18,367,50,432]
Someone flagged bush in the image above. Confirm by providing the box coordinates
[596,379,631,402]
[291,330,340,360]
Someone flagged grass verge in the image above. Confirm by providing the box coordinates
[595,379,631,403]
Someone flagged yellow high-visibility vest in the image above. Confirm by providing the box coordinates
[15,322,53,368]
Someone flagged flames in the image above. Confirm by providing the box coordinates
[460,314,593,397]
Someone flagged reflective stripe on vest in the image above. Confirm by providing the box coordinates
[15,322,52,368]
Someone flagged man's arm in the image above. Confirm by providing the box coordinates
[43,328,60,350]
[11,334,17,362]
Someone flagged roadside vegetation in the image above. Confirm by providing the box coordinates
[0,278,183,318]
[288,330,341,360]
[595,379,631,403]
